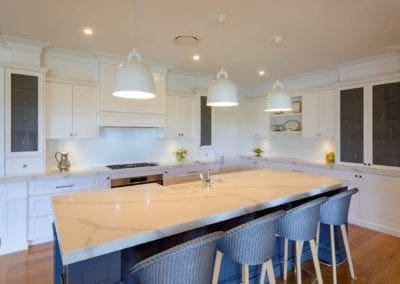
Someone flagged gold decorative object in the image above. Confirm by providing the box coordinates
[326,151,335,165]
[175,148,188,162]
[253,147,264,157]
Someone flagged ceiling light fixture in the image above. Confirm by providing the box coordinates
[258,70,265,76]
[265,35,292,112]
[82,27,94,36]
[207,13,238,107]
[112,0,155,99]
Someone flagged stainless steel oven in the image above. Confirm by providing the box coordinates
[110,174,163,188]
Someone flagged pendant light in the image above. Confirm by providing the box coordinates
[264,36,292,112]
[112,0,155,99]
[264,80,292,112]
[207,13,238,107]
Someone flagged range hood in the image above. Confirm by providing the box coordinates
[99,111,166,128]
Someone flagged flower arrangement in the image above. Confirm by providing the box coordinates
[253,147,263,157]
[175,148,188,162]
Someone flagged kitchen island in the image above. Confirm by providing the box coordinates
[52,169,348,283]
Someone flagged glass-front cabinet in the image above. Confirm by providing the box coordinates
[339,78,400,169]
[4,68,45,175]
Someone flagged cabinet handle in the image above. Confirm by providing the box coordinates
[22,164,28,168]
[164,171,168,174]
[55,184,74,189]
[292,169,303,173]
[187,171,199,174]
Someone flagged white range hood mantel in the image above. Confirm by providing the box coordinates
[98,61,168,128]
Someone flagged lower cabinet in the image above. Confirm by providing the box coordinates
[28,176,96,244]
[163,164,209,185]
[0,182,28,255]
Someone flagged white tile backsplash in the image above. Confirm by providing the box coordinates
[46,128,200,170]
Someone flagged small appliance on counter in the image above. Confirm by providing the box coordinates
[55,152,71,172]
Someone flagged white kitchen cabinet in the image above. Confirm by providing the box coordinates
[0,182,28,255]
[163,164,210,185]
[246,98,269,138]
[46,82,97,139]
[165,95,193,138]
[338,77,400,169]
[302,89,335,138]
[4,68,46,176]
[28,176,96,244]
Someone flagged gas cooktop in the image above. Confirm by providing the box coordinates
[106,162,159,170]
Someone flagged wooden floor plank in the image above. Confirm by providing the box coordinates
[0,225,399,283]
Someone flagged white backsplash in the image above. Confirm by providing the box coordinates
[245,135,335,163]
[46,128,207,170]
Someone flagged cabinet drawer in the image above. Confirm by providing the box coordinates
[29,195,53,217]
[28,215,54,241]
[5,157,44,176]
[0,182,27,199]
[29,176,95,196]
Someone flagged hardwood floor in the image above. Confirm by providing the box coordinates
[0,225,399,283]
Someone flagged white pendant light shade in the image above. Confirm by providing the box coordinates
[207,68,238,107]
[264,80,292,112]
[113,49,155,99]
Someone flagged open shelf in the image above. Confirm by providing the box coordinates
[270,112,302,117]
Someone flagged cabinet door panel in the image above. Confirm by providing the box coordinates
[319,90,335,138]
[46,82,73,139]
[340,88,364,163]
[302,92,319,137]
[73,85,97,139]
[372,81,400,167]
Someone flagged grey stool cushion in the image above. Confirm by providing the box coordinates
[278,197,327,241]
[217,210,285,265]
[130,231,223,284]
[320,188,359,225]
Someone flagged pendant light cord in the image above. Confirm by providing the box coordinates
[132,0,137,47]
[221,17,225,69]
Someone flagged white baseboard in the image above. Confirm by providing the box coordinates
[349,217,400,238]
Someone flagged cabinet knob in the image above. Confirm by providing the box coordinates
[355,174,358,178]
[69,133,73,137]
[22,164,28,168]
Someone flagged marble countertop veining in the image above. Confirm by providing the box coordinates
[52,168,347,265]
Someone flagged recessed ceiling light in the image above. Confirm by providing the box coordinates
[273,35,283,44]
[193,54,200,61]
[82,27,94,36]
[258,70,265,76]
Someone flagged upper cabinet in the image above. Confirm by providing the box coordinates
[246,98,269,138]
[46,81,97,139]
[98,63,167,127]
[164,94,194,138]
[3,68,45,176]
[338,78,400,168]
[302,90,335,138]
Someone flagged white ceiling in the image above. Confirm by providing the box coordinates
[0,0,399,87]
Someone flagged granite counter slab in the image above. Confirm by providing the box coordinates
[52,168,347,265]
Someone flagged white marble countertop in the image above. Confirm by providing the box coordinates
[0,161,212,184]
[52,168,347,265]
[240,155,400,177]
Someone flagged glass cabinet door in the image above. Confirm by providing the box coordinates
[372,81,400,167]
[340,87,364,163]
[10,74,39,152]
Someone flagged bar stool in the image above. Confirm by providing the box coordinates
[316,188,359,284]
[212,210,285,284]
[130,231,223,284]
[278,197,327,284]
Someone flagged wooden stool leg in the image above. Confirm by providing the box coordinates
[340,224,355,278]
[212,250,223,284]
[242,264,249,284]
[260,262,267,284]
[266,259,276,284]
[330,225,337,284]
[309,239,323,284]
[283,238,288,281]
[295,240,303,284]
